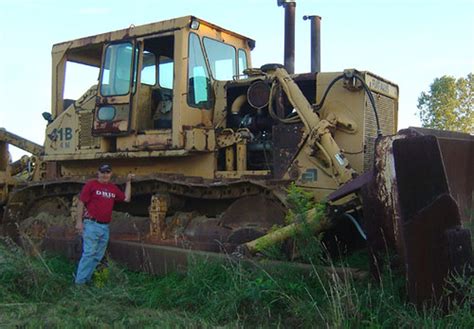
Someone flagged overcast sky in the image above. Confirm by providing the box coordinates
[1,0,473,160]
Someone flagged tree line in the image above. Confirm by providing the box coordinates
[417,73,473,134]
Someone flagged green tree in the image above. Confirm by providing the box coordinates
[417,73,473,133]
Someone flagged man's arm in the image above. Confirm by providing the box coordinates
[124,173,134,202]
[75,200,85,234]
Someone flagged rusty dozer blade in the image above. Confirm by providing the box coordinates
[362,130,473,307]
[402,127,474,223]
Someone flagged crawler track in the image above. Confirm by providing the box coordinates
[2,176,288,250]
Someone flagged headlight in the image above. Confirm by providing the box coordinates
[97,106,116,121]
[190,19,200,30]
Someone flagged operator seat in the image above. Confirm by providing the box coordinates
[151,88,173,129]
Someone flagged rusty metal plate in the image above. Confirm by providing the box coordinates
[392,135,450,222]
[402,127,474,222]
[392,135,470,306]
[272,123,304,178]
[42,235,83,260]
[107,239,229,275]
[362,133,472,307]
[220,195,286,230]
[401,194,462,305]
[184,216,231,248]
[446,227,473,274]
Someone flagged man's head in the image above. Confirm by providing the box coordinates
[98,164,112,183]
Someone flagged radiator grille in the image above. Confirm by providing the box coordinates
[78,112,99,149]
[364,93,396,171]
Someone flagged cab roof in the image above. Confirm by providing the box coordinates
[52,15,255,54]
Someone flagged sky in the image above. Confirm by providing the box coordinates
[1,0,473,160]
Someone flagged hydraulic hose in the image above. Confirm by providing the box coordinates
[313,74,345,112]
[314,73,382,137]
[353,75,382,137]
[343,213,367,240]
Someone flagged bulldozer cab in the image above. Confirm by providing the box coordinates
[49,16,253,154]
[94,37,176,135]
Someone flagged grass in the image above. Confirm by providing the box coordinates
[1,237,473,328]
[0,239,214,328]
[464,218,474,247]
[2,187,472,328]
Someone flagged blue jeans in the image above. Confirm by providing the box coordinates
[75,220,110,284]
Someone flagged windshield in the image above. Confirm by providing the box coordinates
[188,33,212,108]
[203,37,236,81]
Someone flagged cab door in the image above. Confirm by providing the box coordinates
[93,41,138,136]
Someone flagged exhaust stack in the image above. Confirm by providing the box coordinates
[278,0,296,74]
[303,15,321,73]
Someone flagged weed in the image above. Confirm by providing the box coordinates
[1,238,473,328]
[257,183,327,265]
[1,203,473,327]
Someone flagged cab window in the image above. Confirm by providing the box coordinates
[203,37,236,81]
[159,56,174,89]
[238,49,248,76]
[100,42,135,96]
[188,33,212,108]
[141,50,156,86]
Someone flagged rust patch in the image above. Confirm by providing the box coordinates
[401,127,474,222]
[220,195,286,230]
[363,133,472,307]
[401,194,464,305]
[272,123,304,178]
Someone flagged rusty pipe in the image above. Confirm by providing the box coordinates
[278,0,296,74]
[303,15,321,73]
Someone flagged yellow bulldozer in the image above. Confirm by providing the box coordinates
[1,1,472,307]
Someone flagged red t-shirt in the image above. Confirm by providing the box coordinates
[79,179,125,223]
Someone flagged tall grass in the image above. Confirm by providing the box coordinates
[0,238,214,328]
[1,236,472,328]
[1,191,473,328]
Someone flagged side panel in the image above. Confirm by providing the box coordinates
[44,106,79,155]
[316,72,398,174]
[59,152,216,179]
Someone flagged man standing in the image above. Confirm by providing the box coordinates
[75,164,133,285]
